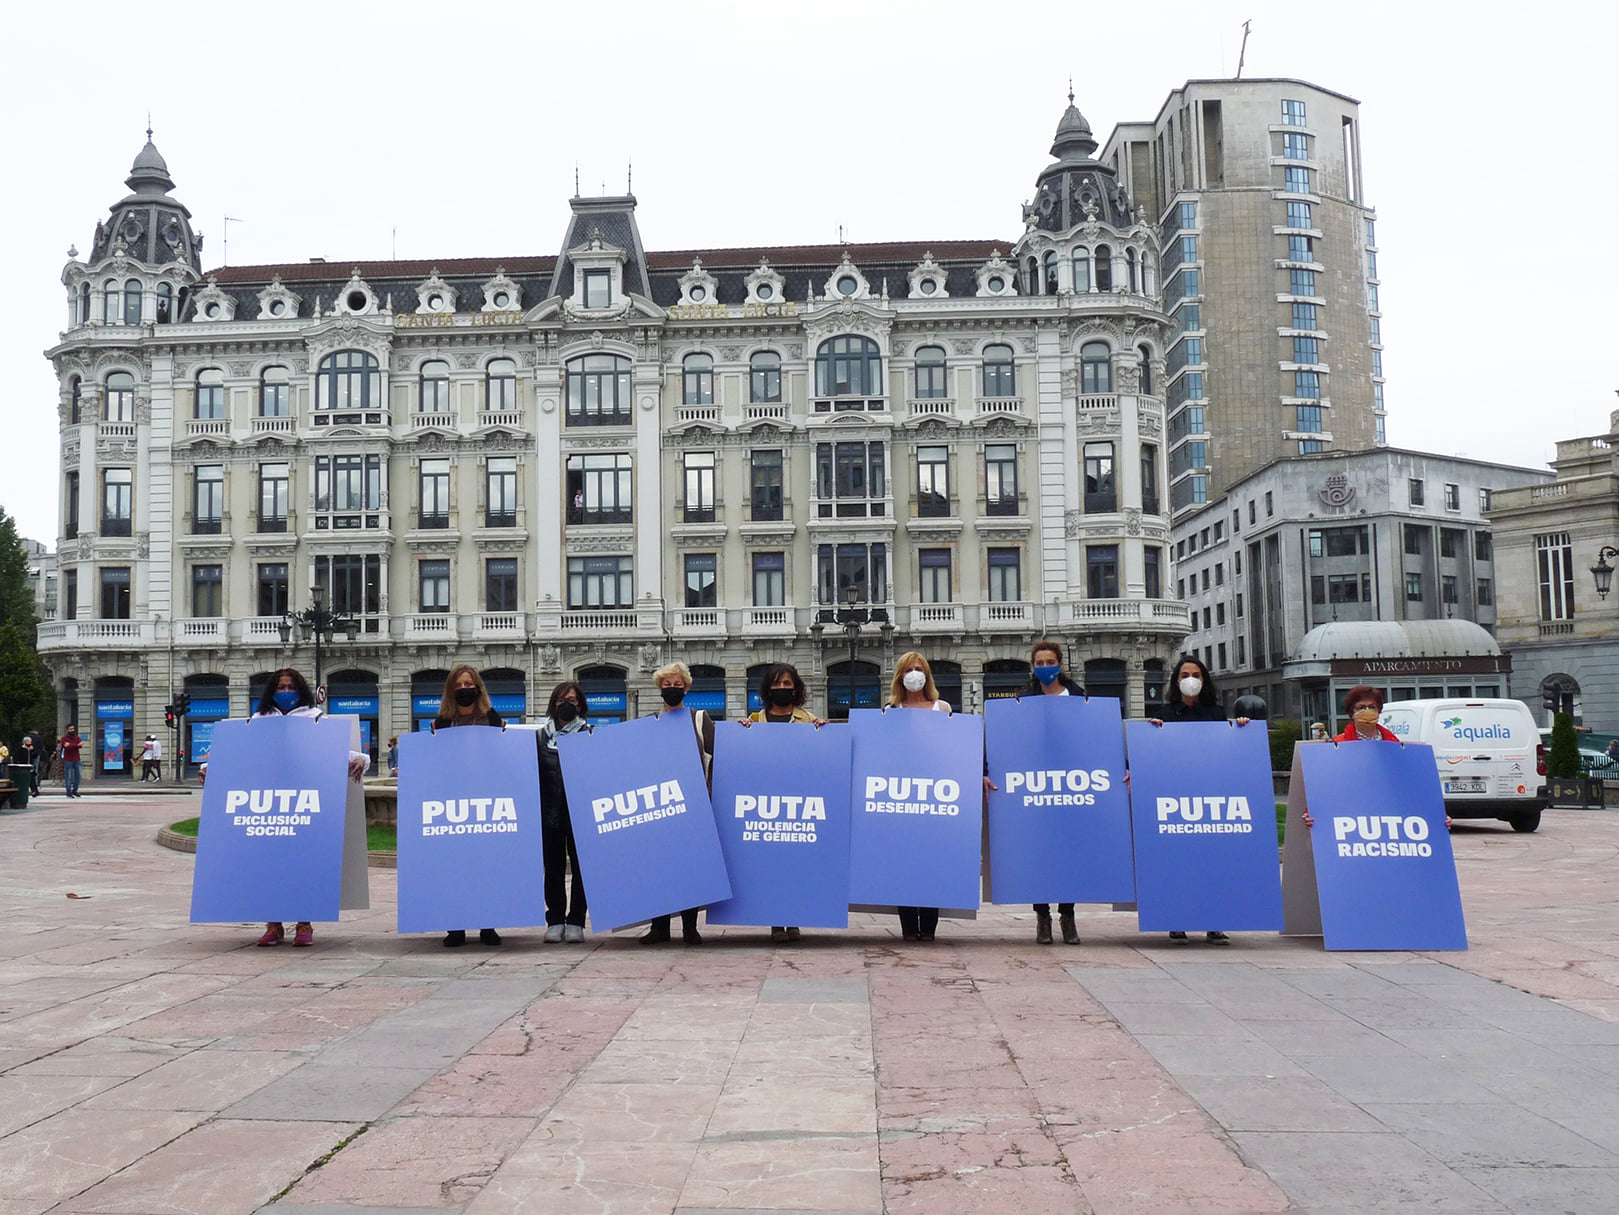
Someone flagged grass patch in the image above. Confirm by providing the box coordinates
[168,816,397,852]
[1276,802,1288,846]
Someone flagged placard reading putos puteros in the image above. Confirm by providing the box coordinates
[1285,741,1467,951]
[847,708,985,912]
[190,715,353,923]
[395,725,546,934]
[705,721,853,929]
[1124,720,1283,933]
[985,696,1134,904]
[557,711,731,930]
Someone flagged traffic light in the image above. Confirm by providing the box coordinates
[164,704,176,729]
[175,693,192,718]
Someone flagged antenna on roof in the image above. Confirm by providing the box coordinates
[222,215,243,266]
[838,224,845,245]
[574,162,580,196]
[1236,19,1252,78]
[392,227,397,260]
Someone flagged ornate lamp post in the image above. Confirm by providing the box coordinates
[1591,546,1619,601]
[277,586,358,690]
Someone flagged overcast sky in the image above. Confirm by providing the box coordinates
[4,0,1615,546]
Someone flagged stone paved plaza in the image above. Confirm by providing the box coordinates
[3,792,1619,1214]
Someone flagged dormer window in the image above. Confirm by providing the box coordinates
[583,270,611,309]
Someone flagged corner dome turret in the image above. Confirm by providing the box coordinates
[1024,91,1136,234]
[125,135,175,195]
[1050,100,1098,160]
[88,128,202,274]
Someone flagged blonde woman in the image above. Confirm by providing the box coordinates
[433,664,504,949]
[641,661,714,945]
[889,652,949,941]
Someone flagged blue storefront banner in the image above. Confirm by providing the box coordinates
[190,721,216,764]
[557,710,731,929]
[489,694,526,719]
[985,696,1135,904]
[705,721,853,928]
[585,690,626,724]
[395,726,546,933]
[413,694,441,715]
[1295,742,1466,951]
[190,714,354,923]
[102,720,125,771]
[847,708,985,910]
[1124,721,1283,932]
[685,691,725,716]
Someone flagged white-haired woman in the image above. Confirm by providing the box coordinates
[641,661,714,945]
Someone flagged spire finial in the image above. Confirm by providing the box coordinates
[627,157,632,193]
[146,113,152,141]
[1067,77,1074,106]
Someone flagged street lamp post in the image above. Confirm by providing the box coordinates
[1591,546,1619,601]
[277,587,358,691]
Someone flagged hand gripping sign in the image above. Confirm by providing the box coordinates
[705,721,853,929]
[1282,741,1466,951]
[848,708,985,913]
[190,714,359,923]
[557,711,731,931]
[985,695,1134,904]
[396,725,546,934]
[1124,720,1283,933]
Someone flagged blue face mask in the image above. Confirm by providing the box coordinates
[1034,665,1061,686]
[272,690,301,712]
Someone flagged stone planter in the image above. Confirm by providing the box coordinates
[364,779,397,827]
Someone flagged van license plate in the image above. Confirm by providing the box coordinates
[1446,779,1486,794]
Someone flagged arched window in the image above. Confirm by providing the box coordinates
[195,369,225,420]
[104,372,135,422]
[260,367,289,417]
[486,358,516,411]
[750,351,781,403]
[1094,246,1113,292]
[914,345,948,399]
[103,279,120,324]
[316,350,381,412]
[1026,257,1040,296]
[155,283,172,323]
[1044,252,1059,295]
[982,344,1016,398]
[1125,249,1137,293]
[815,335,881,398]
[1071,248,1091,293]
[419,360,450,413]
[69,377,82,424]
[565,353,631,425]
[124,279,143,326]
[682,353,713,405]
[1081,342,1113,395]
[1137,344,1153,395]
[78,282,91,325]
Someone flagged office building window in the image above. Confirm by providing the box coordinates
[193,464,223,534]
[1084,442,1116,512]
[1475,532,1493,561]
[419,458,451,527]
[1440,529,1462,559]
[194,369,225,420]
[1476,578,1493,606]
[1444,483,1460,511]
[315,554,381,618]
[568,556,633,609]
[1289,268,1317,296]
[257,563,288,617]
[123,279,142,325]
[419,559,450,613]
[1286,200,1312,229]
[916,445,950,517]
[1409,478,1425,506]
[750,450,783,521]
[1292,336,1319,365]
[313,454,382,526]
[982,344,1015,397]
[1086,545,1119,599]
[1296,404,1323,433]
[1442,575,1459,605]
[1283,131,1309,160]
[918,549,952,603]
[1282,98,1307,125]
[419,360,451,412]
[100,566,131,619]
[683,452,716,522]
[1292,302,1318,330]
[684,553,717,608]
[985,444,1018,515]
[260,366,290,417]
[1144,547,1162,598]
[987,548,1021,602]
[1095,244,1114,291]
[1141,445,1160,514]
[485,558,518,612]
[1404,525,1423,556]
[102,468,133,536]
[1479,488,1492,513]
[1536,533,1575,621]
[1294,370,1321,400]
[816,543,886,605]
[914,346,948,398]
[814,442,885,517]
[1405,572,1424,602]
[1287,234,1314,263]
[1071,250,1091,293]
[752,552,785,606]
[566,354,632,425]
[192,564,222,617]
[1284,166,1311,193]
[486,457,517,526]
[750,351,782,403]
[682,353,714,405]
[566,453,633,524]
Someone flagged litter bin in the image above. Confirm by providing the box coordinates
[6,765,31,808]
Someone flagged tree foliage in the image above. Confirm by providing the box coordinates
[1269,719,1303,772]
[1547,712,1582,780]
[0,506,51,750]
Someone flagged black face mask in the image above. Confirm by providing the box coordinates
[767,687,797,707]
[660,687,686,707]
[553,701,579,724]
[454,687,479,708]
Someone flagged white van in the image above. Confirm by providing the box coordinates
[1377,698,1548,832]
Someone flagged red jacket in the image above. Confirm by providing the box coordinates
[1334,723,1399,742]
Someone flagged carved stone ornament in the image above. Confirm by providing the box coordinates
[335,268,379,316]
[62,436,79,467]
[804,299,889,350]
[677,258,719,307]
[1076,409,1119,433]
[305,318,391,364]
[1064,510,1082,538]
[1123,507,1143,537]
[907,253,950,300]
[975,252,1018,298]
[979,417,1025,439]
[1115,361,1141,393]
[566,536,634,555]
[190,275,237,323]
[256,275,302,321]
[1139,413,1162,438]
[454,353,480,370]
[135,532,150,557]
[1319,473,1357,510]
[638,644,661,673]
[414,269,458,315]
[134,399,152,424]
[719,345,743,362]
[480,268,523,313]
[744,258,786,306]
[821,252,871,302]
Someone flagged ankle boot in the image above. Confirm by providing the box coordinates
[1034,907,1053,945]
[1060,910,1080,945]
[681,909,702,945]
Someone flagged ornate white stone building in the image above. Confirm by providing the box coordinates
[43,102,1190,776]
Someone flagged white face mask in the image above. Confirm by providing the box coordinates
[902,670,927,692]
[1179,676,1203,698]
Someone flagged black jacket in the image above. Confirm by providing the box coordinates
[433,709,504,730]
[1162,698,1225,722]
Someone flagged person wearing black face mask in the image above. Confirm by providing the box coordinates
[641,662,714,945]
[434,664,504,949]
[742,663,826,943]
[539,681,593,942]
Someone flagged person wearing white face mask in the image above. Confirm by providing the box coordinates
[888,652,952,942]
[1146,654,1250,946]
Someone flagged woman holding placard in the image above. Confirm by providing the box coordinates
[641,662,713,945]
[744,663,825,943]
[889,652,951,943]
[539,681,593,942]
[433,665,505,949]
[200,667,370,948]
[1019,640,1087,946]
[1148,655,1250,945]
[1333,686,1399,742]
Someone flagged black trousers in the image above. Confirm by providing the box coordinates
[542,813,587,927]
[898,906,939,938]
[1032,904,1075,915]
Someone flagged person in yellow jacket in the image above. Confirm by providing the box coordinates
[743,663,825,942]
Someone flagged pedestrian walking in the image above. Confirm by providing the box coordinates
[538,681,592,942]
[138,734,159,782]
[57,728,83,798]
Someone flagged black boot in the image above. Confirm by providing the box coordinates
[1060,909,1080,945]
[1034,905,1053,945]
[640,916,672,944]
[681,909,702,945]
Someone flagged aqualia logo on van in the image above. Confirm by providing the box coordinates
[1380,715,1410,736]
[1443,717,1512,742]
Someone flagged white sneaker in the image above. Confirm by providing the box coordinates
[544,924,565,943]
[563,924,585,943]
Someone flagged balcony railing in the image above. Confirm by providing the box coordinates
[245,617,287,645]
[35,619,152,651]
[981,601,1033,629]
[477,410,524,429]
[187,419,228,437]
[910,603,961,631]
[1078,394,1118,410]
[405,613,457,638]
[473,613,524,638]
[742,607,794,634]
[908,398,955,417]
[744,402,787,421]
[976,397,1024,416]
[677,404,720,424]
[411,410,455,430]
[178,619,228,641]
[560,610,638,631]
[672,608,725,635]
[252,416,294,434]
[811,397,887,414]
